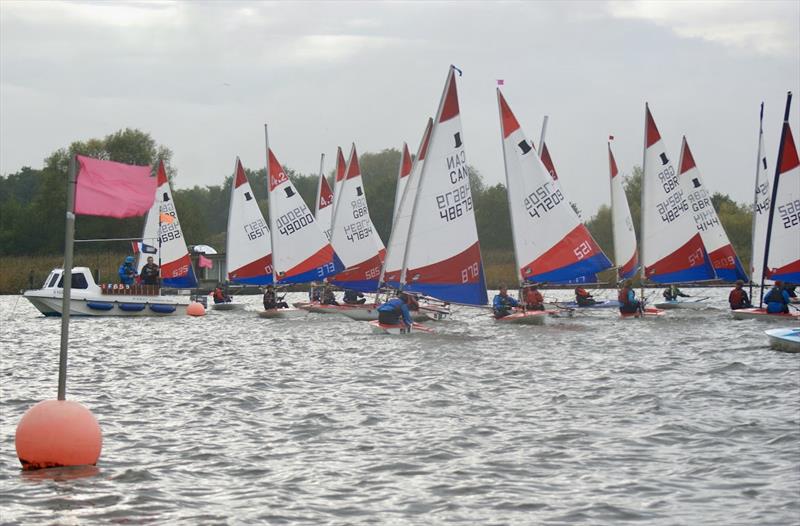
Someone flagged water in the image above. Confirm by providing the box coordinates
[1,289,798,525]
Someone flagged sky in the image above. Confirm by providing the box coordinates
[1,0,798,217]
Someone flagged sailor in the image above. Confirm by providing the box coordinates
[574,286,596,307]
[663,284,690,301]
[764,281,790,314]
[377,292,413,328]
[309,283,322,302]
[263,285,288,310]
[212,284,231,304]
[321,285,339,306]
[728,280,752,310]
[343,289,366,305]
[140,256,160,286]
[118,256,137,285]
[618,279,641,314]
[492,284,520,318]
[523,284,545,311]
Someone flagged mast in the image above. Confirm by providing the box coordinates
[608,141,619,285]
[314,153,325,217]
[57,155,77,400]
[749,102,764,300]
[538,115,548,156]
[497,88,524,288]
[758,91,793,308]
[264,124,278,287]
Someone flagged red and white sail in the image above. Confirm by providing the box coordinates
[225,158,272,285]
[497,89,611,284]
[751,105,771,283]
[392,143,413,223]
[608,142,639,280]
[314,155,334,242]
[677,137,747,282]
[266,137,341,284]
[764,96,800,283]
[641,104,715,283]
[329,145,386,292]
[137,160,196,288]
[400,67,487,305]
[540,141,559,181]
[381,118,433,289]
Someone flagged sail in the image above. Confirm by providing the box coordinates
[497,89,611,285]
[540,142,558,181]
[329,144,386,292]
[382,118,433,289]
[392,143,413,224]
[751,108,771,283]
[137,160,197,288]
[765,99,800,282]
[401,67,487,305]
[225,158,272,285]
[677,137,747,282]
[641,104,715,284]
[331,147,347,218]
[267,145,341,284]
[608,143,639,280]
[314,158,334,242]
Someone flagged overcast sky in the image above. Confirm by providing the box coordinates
[1,0,798,216]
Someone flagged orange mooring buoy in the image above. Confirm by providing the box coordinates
[187,302,206,316]
[15,400,102,471]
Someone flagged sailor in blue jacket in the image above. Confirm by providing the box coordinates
[764,281,791,314]
[377,293,413,327]
[118,256,137,285]
[492,284,519,318]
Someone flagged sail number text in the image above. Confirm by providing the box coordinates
[277,207,314,236]
[244,219,268,241]
[778,199,800,228]
[524,182,563,219]
[436,182,473,222]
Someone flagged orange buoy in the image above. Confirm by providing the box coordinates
[15,400,102,471]
[187,302,205,316]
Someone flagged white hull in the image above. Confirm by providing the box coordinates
[211,302,248,311]
[765,328,800,353]
[24,291,188,317]
[258,308,307,319]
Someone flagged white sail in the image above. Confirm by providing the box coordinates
[381,118,433,288]
[751,107,771,284]
[392,143,413,224]
[677,137,747,282]
[608,142,639,280]
[225,158,272,285]
[314,155,334,242]
[641,104,714,283]
[137,160,196,288]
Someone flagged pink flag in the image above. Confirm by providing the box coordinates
[198,254,213,269]
[496,79,505,86]
[74,155,156,218]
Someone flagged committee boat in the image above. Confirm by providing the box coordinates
[24,267,189,317]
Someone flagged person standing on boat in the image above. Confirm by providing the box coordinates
[663,284,690,301]
[493,284,519,318]
[263,285,288,310]
[343,289,366,305]
[574,287,596,306]
[140,256,160,286]
[764,281,791,314]
[377,292,413,328]
[118,256,137,285]
[728,280,752,310]
[522,284,544,311]
[618,279,641,314]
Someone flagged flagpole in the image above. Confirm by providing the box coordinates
[749,102,764,301]
[759,91,793,308]
[57,155,77,400]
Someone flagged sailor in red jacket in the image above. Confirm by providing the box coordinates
[728,280,752,310]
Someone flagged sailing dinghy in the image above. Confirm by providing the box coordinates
[765,328,800,353]
[264,129,342,318]
[640,104,715,310]
[495,89,611,323]
[219,158,272,311]
[733,93,800,322]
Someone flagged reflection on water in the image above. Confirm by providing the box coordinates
[0,289,798,525]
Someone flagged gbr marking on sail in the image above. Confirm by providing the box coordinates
[436,150,473,222]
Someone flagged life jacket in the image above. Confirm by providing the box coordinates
[764,287,785,304]
[729,288,748,306]
[618,287,631,305]
[575,288,589,298]
[525,289,543,306]
[213,288,226,301]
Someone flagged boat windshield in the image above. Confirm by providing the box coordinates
[56,273,89,290]
[46,272,60,288]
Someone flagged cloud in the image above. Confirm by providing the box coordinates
[607,0,799,56]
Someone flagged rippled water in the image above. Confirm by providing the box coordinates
[1,288,798,525]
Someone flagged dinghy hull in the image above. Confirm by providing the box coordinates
[368,320,433,334]
[765,328,800,353]
[731,308,800,322]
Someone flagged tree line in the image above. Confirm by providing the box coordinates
[0,128,755,275]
